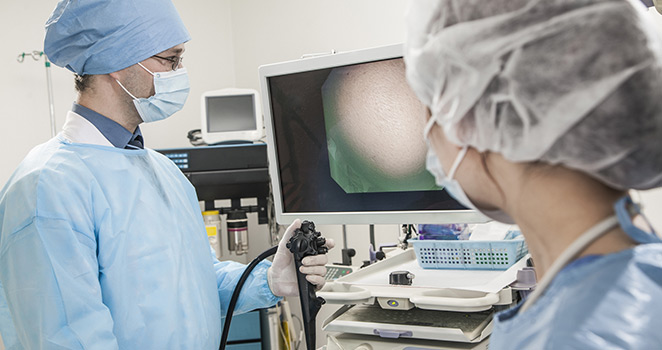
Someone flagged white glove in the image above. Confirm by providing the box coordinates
[267,219,335,297]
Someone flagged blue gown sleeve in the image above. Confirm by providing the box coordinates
[0,216,119,350]
[211,247,281,316]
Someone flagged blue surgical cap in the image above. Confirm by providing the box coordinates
[44,0,191,75]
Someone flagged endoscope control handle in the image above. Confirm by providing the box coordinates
[286,220,327,350]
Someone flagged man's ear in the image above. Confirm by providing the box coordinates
[108,71,121,80]
[108,64,134,81]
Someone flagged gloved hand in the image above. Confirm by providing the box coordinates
[267,219,335,297]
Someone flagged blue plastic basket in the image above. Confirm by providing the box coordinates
[411,238,528,270]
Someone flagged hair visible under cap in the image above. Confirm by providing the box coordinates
[74,74,94,93]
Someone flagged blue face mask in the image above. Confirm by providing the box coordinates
[116,63,190,123]
[424,125,516,224]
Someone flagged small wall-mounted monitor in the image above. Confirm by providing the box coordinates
[200,88,264,145]
[259,44,488,225]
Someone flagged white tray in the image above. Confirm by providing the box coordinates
[318,248,528,312]
[322,304,494,343]
[324,332,489,350]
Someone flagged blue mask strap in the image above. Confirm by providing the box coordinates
[614,196,661,244]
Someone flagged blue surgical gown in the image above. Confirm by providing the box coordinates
[489,243,662,349]
[0,136,280,349]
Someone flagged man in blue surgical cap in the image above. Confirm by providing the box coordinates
[0,1,331,349]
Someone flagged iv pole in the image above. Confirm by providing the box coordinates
[17,50,57,138]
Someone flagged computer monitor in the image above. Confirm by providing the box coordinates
[259,44,488,225]
[200,88,264,145]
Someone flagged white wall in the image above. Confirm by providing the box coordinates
[1,1,74,187]
[639,9,662,231]
[229,0,408,91]
[639,188,662,231]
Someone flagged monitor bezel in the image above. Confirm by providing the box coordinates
[200,88,264,145]
[259,43,488,225]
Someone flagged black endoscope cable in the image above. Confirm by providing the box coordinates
[219,245,278,350]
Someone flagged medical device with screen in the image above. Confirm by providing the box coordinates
[259,44,487,225]
[200,88,264,144]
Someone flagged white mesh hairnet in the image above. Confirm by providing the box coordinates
[405,0,662,190]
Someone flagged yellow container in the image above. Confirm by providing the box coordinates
[202,210,222,259]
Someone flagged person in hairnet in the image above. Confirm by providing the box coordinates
[405,0,662,348]
[0,1,332,349]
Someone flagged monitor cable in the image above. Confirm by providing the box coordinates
[187,129,207,146]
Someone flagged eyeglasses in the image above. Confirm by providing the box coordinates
[152,55,184,71]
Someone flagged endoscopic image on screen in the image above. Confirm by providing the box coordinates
[268,58,465,213]
[322,59,436,193]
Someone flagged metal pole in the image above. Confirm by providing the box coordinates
[369,224,376,249]
[17,51,57,138]
[342,224,348,250]
[44,58,57,137]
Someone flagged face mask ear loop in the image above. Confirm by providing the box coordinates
[424,96,460,141]
[447,146,469,180]
[423,116,436,140]
[115,79,138,100]
[137,62,156,76]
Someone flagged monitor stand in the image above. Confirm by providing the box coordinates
[210,140,255,146]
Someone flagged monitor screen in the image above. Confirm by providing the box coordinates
[200,88,263,144]
[206,94,257,133]
[260,44,486,224]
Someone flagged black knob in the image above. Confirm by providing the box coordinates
[389,271,415,286]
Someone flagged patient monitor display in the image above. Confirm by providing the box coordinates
[260,44,485,224]
[207,94,256,133]
[200,88,263,144]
